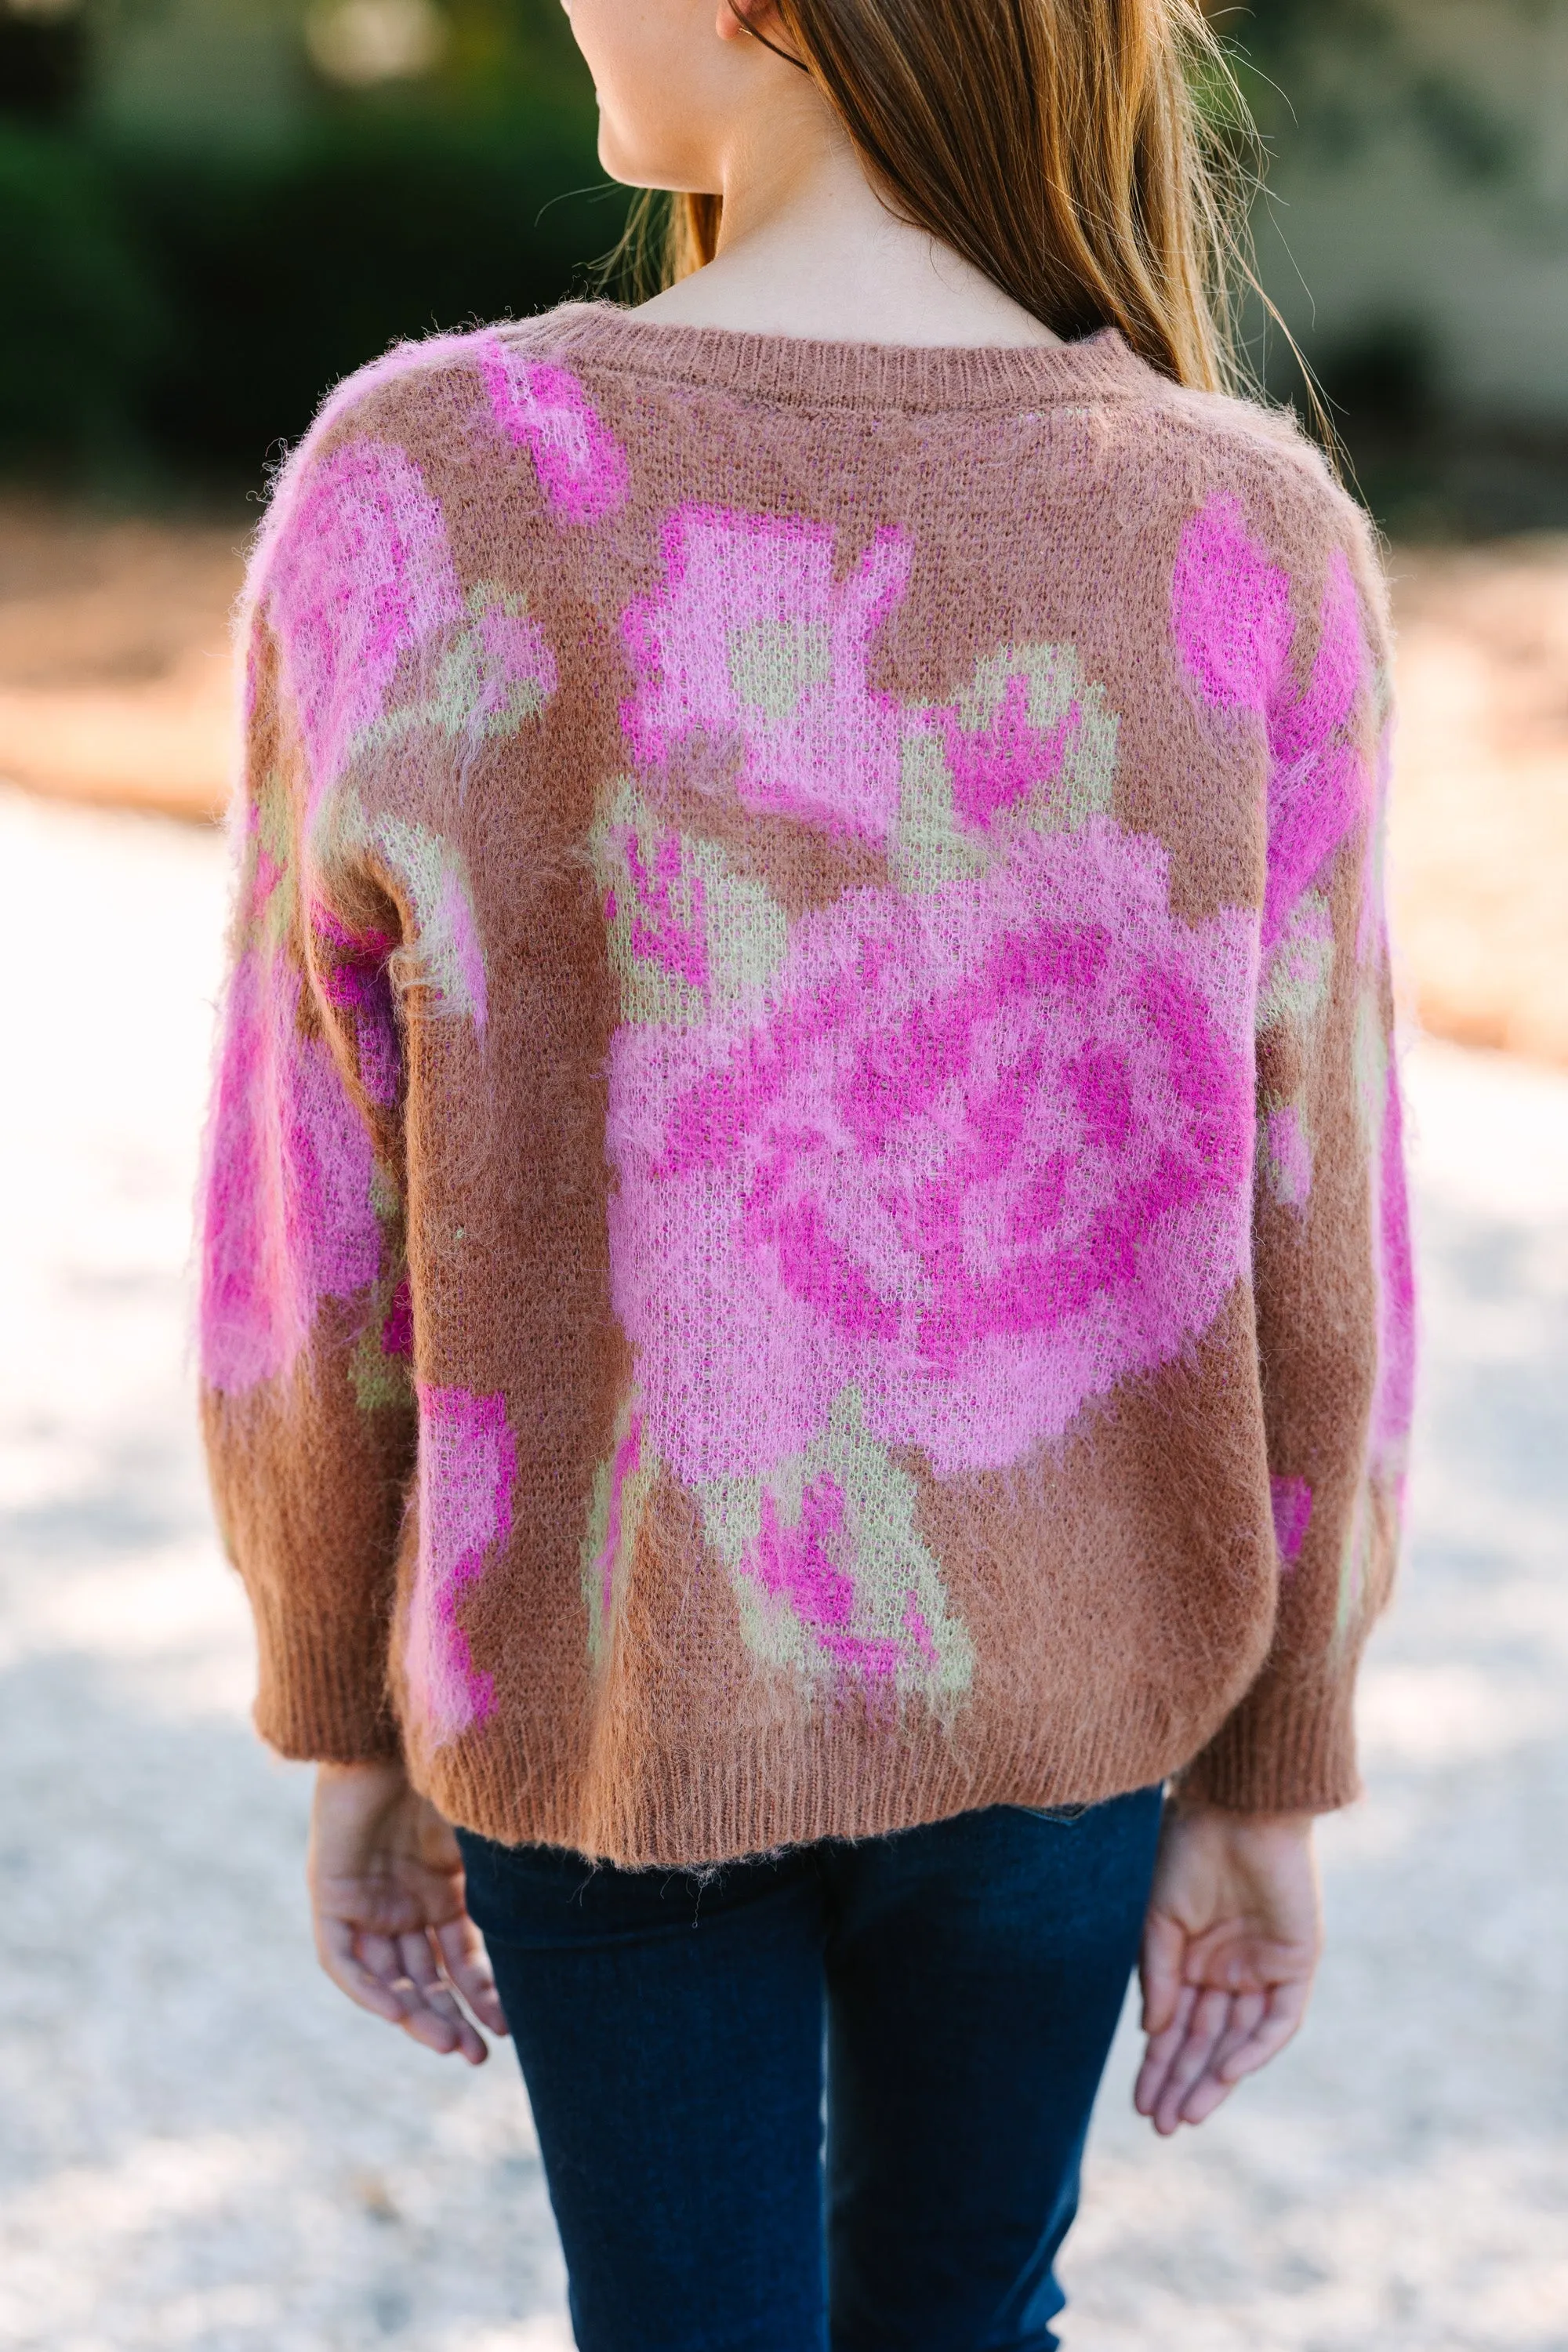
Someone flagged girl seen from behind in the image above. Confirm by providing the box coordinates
[199,3,1413,2345]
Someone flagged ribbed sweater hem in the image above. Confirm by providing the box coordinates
[402,1674,1342,1868]
[1176,1673,1363,1816]
[249,1601,401,1765]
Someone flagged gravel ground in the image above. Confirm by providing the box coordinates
[1,781,1563,2351]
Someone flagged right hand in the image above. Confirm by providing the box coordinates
[307,1759,509,2064]
[1134,1801,1321,2133]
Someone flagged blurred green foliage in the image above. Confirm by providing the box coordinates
[1225,0,1523,185]
[0,124,165,468]
[0,0,624,491]
[111,106,622,477]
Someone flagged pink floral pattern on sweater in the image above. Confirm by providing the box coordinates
[621,505,912,844]
[477,337,630,524]
[1172,492,1373,945]
[608,818,1255,1483]
[405,1383,517,1743]
[311,899,401,1108]
[931,672,1080,833]
[749,1473,909,1679]
[1371,1049,1417,1485]
[264,437,464,819]
[200,950,381,1392]
[1269,1474,1313,1567]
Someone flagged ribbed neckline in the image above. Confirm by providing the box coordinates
[511,299,1158,415]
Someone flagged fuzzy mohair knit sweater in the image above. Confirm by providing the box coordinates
[198,303,1414,1866]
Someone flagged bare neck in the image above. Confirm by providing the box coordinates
[634,119,1060,352]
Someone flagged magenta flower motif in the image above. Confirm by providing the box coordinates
[607,819,1255,1482]
[381,1272,414,1360]
[1269,1474,1313,1568]
[607,826,709,994]
[310,898,401,1107]
[1371,1051,1416,1483]
[1171,494,1294,712]
[1264,1099,1313,1209]
[264,437,464,820]
[621,505,912,844]
[477,337,630,525]
[753,1474,855,1632]
[405,1383,517,1744]
[1173,494,1373,947]
[1262,556,1370,946]
[199,950,381,1393]
[742,1472,932,1681]
[933,673,1080,833]
[469,603,558,742]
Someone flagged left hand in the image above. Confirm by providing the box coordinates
[1135,1800,1322,2134]
[307,1759,510,2065]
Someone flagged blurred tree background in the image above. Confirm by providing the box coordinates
[0,0,1566,525]
[0,0,618,493]
[1235,0,1568,532]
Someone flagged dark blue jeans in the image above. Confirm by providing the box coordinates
[458,1788,1163,2352]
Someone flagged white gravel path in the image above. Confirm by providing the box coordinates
[1,782,1563,2351]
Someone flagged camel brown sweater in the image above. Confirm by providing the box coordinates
[198,304,1413,1865]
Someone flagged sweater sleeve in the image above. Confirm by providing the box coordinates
[1179,494,1414,1814]
[198,479,419,1764]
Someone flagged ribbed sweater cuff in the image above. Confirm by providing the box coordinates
[1177,1668,1362,1815]
[249,1590,402,1765]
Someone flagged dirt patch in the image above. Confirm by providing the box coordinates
[1387,539,1568,1064]
[2,501,1564,1059]
[0,501,249,825]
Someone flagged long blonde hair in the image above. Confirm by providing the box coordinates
[651,0,1258,395]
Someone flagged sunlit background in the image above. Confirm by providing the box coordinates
[1,2,1565,2347]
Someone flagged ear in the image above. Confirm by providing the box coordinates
[715,0,781,41]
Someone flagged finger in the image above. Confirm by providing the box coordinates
[396,1929,446,1994]
[359,1931,474,2059]
[315,1917,410,2026]
[366,1945,485,2063]
[1138,1911,1187,2038]
[1216,1977,1312,2083]
[1154,1987,1232,2136]
[1203,1988,1267,2085]
[1134,1980,1198,2115]
[434,1915,508,2028]
[1174,2066,1240,2127]
[1171,1991,1268,2128]
[317,1918,487,2060]
[393,1930,492,2063]
[358,1931,423,2012]
[383,1931,488,2060]
[435,1917,510,2037]
[1214,1981,1309,2084]
[1134,1980,1198,2118]
[1177,1984,1310,2125]
[394,1992,487,2064]
[1154,2010,1229,2133]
